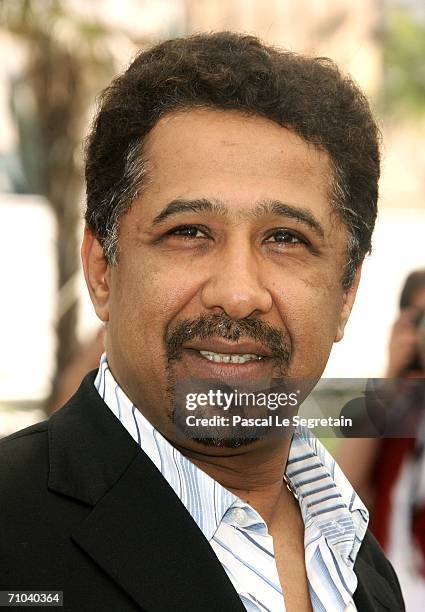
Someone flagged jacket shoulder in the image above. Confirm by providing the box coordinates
[0,419,48,444]
[0,420,49,490]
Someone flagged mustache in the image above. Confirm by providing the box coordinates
[165,313,291,366]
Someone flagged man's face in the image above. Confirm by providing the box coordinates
[83,109,360,448]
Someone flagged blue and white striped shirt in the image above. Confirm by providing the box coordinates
[95,354,367,611]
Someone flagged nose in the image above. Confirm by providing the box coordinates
[200,240,273,319]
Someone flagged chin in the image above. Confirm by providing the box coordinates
[191,436,260,449]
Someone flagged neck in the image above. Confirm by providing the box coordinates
[174,437,293,523]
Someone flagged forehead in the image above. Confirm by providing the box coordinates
[140,108,333,217]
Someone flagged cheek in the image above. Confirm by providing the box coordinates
[108,257,199,364]
[274,278,344,377]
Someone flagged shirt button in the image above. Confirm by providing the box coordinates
[231,508,247,525]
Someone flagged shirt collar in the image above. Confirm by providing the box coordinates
[95,353,368,565]
[286,428,369,567]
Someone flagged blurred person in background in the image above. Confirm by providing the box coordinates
[337,268,425,611]
[0,32,404,611]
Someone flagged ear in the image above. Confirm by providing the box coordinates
[81,226,110,322]
[334,264,363,343]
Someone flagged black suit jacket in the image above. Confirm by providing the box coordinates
[0,372,405,611]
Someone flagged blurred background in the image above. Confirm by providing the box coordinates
[0,0,424,433]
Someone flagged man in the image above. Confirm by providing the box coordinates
[0,32,404,611]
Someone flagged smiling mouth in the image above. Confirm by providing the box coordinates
[198,350,264,364]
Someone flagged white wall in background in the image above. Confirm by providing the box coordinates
[324,207,425,377]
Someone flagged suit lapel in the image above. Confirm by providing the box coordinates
[48,372,245,611]
[72,449,245,611]
[48,371,140,506]
[354,554,404,611]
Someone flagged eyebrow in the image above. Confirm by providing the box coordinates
[250,200,325,238]
[152,199,227,225]
[151,197,325,238]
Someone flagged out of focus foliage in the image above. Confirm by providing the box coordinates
[379,7,425,118]
[0,0,118,194]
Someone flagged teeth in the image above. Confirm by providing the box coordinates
[199,351,263,364]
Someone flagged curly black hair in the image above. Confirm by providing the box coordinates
[85,31,381,287]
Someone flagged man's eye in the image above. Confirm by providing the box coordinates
[167,225,208,239]
[265,230,306,245]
